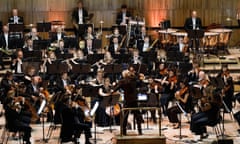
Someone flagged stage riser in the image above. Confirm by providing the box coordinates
[116,136,166,144]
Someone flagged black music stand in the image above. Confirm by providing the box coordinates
[112,25,127,35]
[37,22,52,32]
[131,64,148,74]
[87,54,104,64]
[113,54,131,64]
[101,93,120,133]
[23,50,42,61]
[173,102,188,139]
[8,37,24,49]
[9,24,24,32]
[56,53,73,60]
[33,40,50,50]
[64,37,77,48]
[187,29,204,52]
[72,64,91,74]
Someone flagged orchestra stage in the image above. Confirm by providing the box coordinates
[0,101,239,144]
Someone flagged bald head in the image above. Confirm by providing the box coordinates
[191,11,197,18]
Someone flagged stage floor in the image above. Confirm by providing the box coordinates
[0,102,240,144]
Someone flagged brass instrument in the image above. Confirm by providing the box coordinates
[79,40,85,50]
[0,48,13,55]
[146,39,158,52]
[117,34,127,53]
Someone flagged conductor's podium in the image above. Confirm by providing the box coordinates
[116,135,166,144]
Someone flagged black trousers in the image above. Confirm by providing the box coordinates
[123,102,142,134]
[167,106,182,123]
[190,112,208,135]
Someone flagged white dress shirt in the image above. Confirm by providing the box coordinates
[192,18,196,30]
[78,9,83,24]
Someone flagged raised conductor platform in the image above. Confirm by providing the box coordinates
[116,135,166,144]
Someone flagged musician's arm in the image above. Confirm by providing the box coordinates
[179,93,189,104]
[98,88,111,97]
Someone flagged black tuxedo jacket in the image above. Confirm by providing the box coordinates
[116,11,132,25]
[184,17,202,30]
[8,16,24,24]
[72,7,89,24]
[0,33,10,49]
[50,32,66,42]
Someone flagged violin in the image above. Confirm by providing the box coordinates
[175,86,188,101]
[159,68,168,76]
[168,75,177,83]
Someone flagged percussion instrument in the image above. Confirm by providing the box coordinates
[208,28,232,46]
[158,29,178,45]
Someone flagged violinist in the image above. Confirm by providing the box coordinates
[60,96,92,144]
[0,71,15,103]
[55,72,72,94]
[130,49,142,64]
[188,61,200,83]
[190,71,222,140]
[167,79,191,129]
[55,39,68,55]
[217,64,234,112]
[159,68,177,115]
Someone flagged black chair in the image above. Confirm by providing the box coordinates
[207,110,223,138]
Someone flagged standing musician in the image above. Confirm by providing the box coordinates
[72,0,89,39]
[11,50,24,82]
[184,10,202,51]
[112,69,143,135]
[190,71,222,140]
[116,4,132,25]
[217,64,234,112]
[167,79,192,129]
[8,8,24,24]
[130,49,142,64]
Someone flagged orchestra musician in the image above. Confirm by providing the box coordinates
[112,69,143,135]
[55,72,72,94]
[130,49,142,64]
[109,36,121,55]
[188,61,200,83]
[167,79,192,129]
[0,71,15,103]
[11,50,24,81]
[72,0,89,38]
[23,66,36,86]
[184,10,202,51]
[84,26,95,40]
[25,27,41,41]
[8,8,24,24]
[159,68,177,115]
[60,96,92,144]
[190,71,222,140]
[116,4,132,25]
[216,64,234,112]
[0,25,10,50]
[55,39,68,55]
[83,38,95,55]
[22,38,34,52]
[108,27,122,45]
[50,26,66,43]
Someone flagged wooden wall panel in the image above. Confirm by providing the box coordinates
[0,0,239,28]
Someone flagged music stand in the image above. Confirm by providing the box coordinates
[8,38,24,49]
[37,22,52,32]
[113,54,131,64]
[23,50,42,61]
[33,40,50,50]
[9,24,24,32]
[56,53,73,60]
[187,29,204,52]
[87,54,104,64]
[64,37,77,48]
[131,64,148,74]
[72,64,91,74]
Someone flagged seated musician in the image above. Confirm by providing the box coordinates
[109,37,121,55]
[0,25,10,50]
[83,38,95,55]
[55,39,69,55]
[25,76,42,111]
[23,66,36,86]
[71,49,87,64]
[190,71,222,140]
[25,27,41,41]
[11,50,24,82]
[0,71,15,103]
[55,72,72,94]
[137,36,152,53]
[60,96,92,144]
[22,38,34,52]
[8,8,24,24]
[130,49,142,64]
[50,26,65,43]
[167,79,192,129]
[188,61,200,83]
[4,96,32,144]
[84,26,95,40]
[108,27,122,45]
[216,64,234,112]
[159,68,177,115]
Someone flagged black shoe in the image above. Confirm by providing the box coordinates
[123,130,127,136]
[138,129,142,135]
[200,133,209,139]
